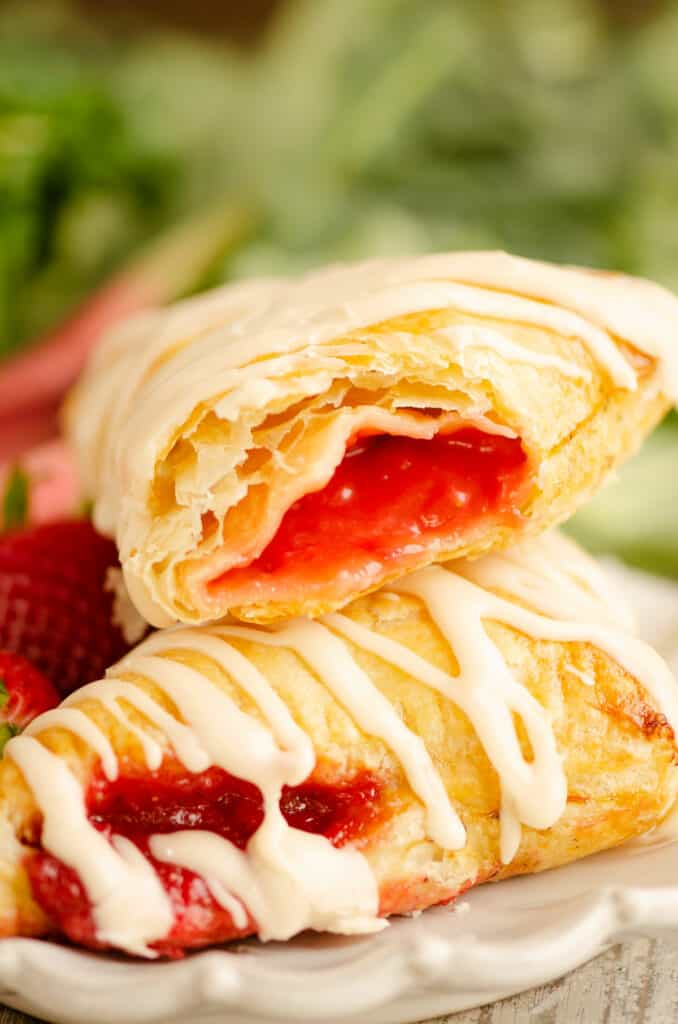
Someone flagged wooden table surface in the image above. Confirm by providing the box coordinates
[3,936,678,1024]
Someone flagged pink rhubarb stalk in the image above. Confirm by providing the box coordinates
[0,440,81,529]
[0,204,253,448]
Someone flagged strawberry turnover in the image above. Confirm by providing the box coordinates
[68,251,678,627]
[0,536,677,957]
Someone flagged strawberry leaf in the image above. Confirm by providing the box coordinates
[2,466,29,531]
[0,678,8,710]
[0,723,20,756]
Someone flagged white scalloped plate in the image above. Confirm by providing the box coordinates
[2,561,678,1024]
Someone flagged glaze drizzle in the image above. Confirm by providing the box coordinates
[67,251,678,630]
[7,536,678,954]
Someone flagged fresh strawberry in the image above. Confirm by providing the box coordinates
[0,519,147,696]
[0,651,60,754]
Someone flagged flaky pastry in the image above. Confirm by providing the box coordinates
[67,251,678,627]
[0,534,676,957]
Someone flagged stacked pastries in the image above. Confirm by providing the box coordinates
[3,251,678,957]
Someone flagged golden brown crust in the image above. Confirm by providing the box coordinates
[341,591,678,904]
[67,266,671,627]
[0,564,675,946]
[230,347,667,624]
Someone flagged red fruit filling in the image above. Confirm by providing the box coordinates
[214,428,529,597]
[26,765,384,956]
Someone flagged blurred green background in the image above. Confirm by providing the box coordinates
[1,0,677,573]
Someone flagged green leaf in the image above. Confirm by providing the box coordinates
[2,465,29,531]
[0,678,8,710]
[0,723,20,757]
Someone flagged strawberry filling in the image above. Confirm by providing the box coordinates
[26,765,385,956]
[214,428,529,600]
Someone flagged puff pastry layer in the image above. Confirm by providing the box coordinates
[1,534,676,957]
[66,251,678,626]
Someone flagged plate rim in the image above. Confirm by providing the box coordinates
[3,849,678,1024]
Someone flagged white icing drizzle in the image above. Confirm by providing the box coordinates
[149,824,381,941]
[217,619,465,849]
[343,280,636,387]
[116,651,380,941]
[113,276,637,474]
[7,629,383,953]
[324,609,566,860]
[6,539,678,951]
[62,679,209,773]
[88,695,163,770]
[457,532,636,632]
[439,324,591,381]
[8,737,173,957]
[25,708,119,782]
[69,250,678,618]
[396,565,678,736]
[111,276,626,507]
[116,629,314,781]
[499,794,522,865]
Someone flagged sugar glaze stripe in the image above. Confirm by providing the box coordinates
[6,539,678,954]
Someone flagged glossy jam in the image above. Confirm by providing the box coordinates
[217,428,528,591]
[27,765,384,956]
